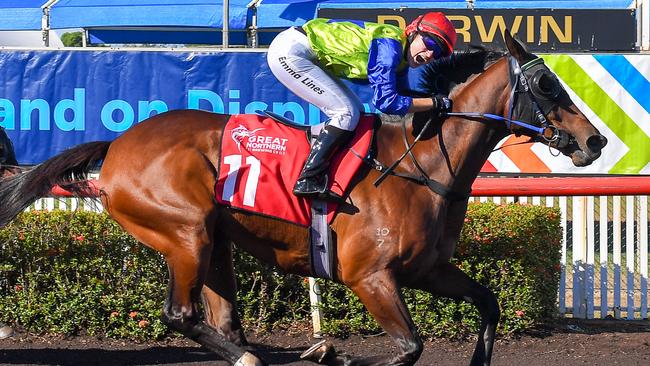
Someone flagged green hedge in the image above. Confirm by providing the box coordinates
[0,203,561,340]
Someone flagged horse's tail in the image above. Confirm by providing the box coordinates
[0,141,111,228]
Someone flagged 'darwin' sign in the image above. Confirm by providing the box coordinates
[317,8,637,52]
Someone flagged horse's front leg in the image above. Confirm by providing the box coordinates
[202,238,248,347]
[418,262,500,366]
[302,270,423,366]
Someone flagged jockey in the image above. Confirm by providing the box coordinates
[267,12,457,202]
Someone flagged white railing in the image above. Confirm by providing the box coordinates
[30,197,102,212]
[469,195,649,320]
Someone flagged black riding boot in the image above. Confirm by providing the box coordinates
[293,125,353,202]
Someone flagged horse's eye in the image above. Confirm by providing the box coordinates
[532,70,560,99]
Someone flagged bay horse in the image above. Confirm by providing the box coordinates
[0,32,605,365]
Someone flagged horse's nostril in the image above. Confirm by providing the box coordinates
[586,135,607,152]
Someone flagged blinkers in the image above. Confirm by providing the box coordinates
[507,56,572,149]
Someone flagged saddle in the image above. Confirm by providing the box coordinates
[214,112,376,280]
[214,112,376,227]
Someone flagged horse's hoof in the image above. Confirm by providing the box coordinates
[234,351,267,366]
[300,339,336,364]
[0,323,13,339]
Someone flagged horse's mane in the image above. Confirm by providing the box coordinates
[418,47,505,96]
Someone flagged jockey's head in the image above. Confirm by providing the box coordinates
[405,12,457,68]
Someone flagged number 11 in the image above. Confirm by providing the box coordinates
[222,154,261,207]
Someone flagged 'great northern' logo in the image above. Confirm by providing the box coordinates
[230,124,290,155]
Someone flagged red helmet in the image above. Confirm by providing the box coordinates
[405,12,457,56]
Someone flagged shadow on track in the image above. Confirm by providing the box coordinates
[0,342,308,365]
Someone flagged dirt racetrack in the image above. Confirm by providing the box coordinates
[1,319,649,365]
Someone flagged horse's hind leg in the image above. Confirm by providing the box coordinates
[110,213,264,366]
[202,238,247,346]
[162,229,265,366]
[420,262,500,366]
[304,270,423,366]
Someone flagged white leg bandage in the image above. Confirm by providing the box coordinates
[233,351,263,366]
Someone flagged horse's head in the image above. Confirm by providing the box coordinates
[503,31,607,166]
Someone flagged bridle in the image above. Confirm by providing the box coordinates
[447,55,573,151]
[360,54,573,201]
[503,55,572,150]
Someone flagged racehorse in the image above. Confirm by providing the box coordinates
[0,32,605,366]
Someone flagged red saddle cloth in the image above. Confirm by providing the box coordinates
[215,114,374,226]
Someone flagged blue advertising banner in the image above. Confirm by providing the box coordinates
[0,50,400,164]
[4,49,649,175]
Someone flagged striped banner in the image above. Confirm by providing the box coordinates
[485,54,650,175]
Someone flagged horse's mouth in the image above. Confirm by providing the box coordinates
[569,148,601,167]
[561,134,607,167]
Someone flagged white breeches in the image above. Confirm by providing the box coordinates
[267,27,362,131]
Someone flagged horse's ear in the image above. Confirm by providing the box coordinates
[504,29,527,63]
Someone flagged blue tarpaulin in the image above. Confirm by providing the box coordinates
[50,0,250,29]
[0,1,637,32]
[315,0,634,9]
[0,0,638,44]
[0,0,46,31]
[317,0,469,9]
[257,0,468,28]
[255,0,320,28]
[87,29,247,45]
[50,0,252,45]
[472,1,634,8]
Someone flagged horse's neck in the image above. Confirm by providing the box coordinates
[376,66,510,195]
[436,118,506,192]
[433,60,512,191]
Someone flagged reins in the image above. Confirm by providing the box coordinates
[364,54,571,200]
[367,117,470,201]
[444,111,561,154]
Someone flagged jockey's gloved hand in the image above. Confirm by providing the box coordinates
[431,95,453,116]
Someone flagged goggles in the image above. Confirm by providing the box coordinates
[421,33,447,59]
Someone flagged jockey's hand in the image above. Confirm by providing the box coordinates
[431,95,453,116]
